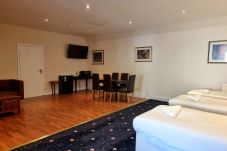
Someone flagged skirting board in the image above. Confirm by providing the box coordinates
[43,90,170,102]
[133,92,170,102]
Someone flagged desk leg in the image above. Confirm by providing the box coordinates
[85,79,88,91]
[51,83,54,95]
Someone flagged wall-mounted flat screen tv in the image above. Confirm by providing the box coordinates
[67,44,88,59]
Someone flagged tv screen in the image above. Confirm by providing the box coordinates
[67,44,88,59]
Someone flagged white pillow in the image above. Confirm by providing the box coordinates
[222,84,227,92]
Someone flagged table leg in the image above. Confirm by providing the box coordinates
[86,79,88,91]
[53,84,56,95]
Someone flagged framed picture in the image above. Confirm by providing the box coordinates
[208,40,227,63]
[92,50,104,64]
[134,46,152,62]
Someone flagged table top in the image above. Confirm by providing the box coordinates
[50,80,59,84]
[99,79,128,84]
[111,79,128,84]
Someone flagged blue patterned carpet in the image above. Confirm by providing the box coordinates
[12,100,167,151]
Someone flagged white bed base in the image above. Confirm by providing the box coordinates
[133,105,227,151]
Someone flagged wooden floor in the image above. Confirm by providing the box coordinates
[0,91,144,151]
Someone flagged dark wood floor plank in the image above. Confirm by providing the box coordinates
[0,91,144,150]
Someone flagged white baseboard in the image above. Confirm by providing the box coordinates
[149,95,170,102]
[133,92,170,102]
[43,90,170,102]
[44,92,52,96]
[133,92,146,99]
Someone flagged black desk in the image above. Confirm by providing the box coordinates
[74,76,92,92]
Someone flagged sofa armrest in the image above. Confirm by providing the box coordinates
[11,80,24,99]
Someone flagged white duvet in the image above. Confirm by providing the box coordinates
[169,95,227,115]
[188,89,227,100]
[133,105,227,151]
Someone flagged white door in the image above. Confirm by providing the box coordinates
[17,43,44,98]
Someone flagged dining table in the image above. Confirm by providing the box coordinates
[99,79,128,101]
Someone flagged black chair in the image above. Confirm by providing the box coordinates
[118,75,136,102]
[120,73,129,80]
[112,72,119,89]
[103,74,115,101]
[92,73,103,100]
[112,72,119,80]
[119,73,129,89]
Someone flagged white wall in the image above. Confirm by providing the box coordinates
[2,19,227,100]
[0,23,88,95]
[88,25,227,100]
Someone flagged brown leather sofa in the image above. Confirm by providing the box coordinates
[0,79,24,99]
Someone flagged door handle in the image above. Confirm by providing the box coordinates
[38,69,43,74]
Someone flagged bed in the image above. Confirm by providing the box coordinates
[188,89,227,100]
[169,95,227,115]
[133,105,227,151]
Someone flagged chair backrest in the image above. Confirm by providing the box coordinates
[92,73,100,90]
[103,74,112,91]
[127,75,136,92]
[112,72,119,80]
[121,73,129,80]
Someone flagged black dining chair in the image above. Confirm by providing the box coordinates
[103,74,115,101]
[118,75,136,102]
[119,73,129,89]
[92,73,104,100]
[112,72,119,90]
[112,72,119,80]
[120,73,129,80]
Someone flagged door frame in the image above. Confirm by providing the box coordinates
[17,43,45,97]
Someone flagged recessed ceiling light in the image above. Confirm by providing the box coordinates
[44,18,49,22]
[85,4,90,10]
[182,9,186,14]
[129,21,132,25]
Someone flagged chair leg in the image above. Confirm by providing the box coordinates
[110,92,112,102]
[126,92,129,103]
[104,92,106,101]
[127,93,130,103]
[98,90,100,100]
[131,92,134,102]
[116,92,118,102]
[93,90,95,100]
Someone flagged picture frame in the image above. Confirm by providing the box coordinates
[134,46,152,62]
[208,40,227,63]
[92,50,104,64]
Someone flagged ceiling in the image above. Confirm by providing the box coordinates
[0,0,227,36]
